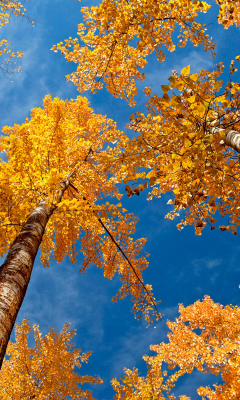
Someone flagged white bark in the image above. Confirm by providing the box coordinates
[210,127,240,154]
[0,180,69,368]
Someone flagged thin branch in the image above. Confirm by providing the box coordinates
[68,181,159,316]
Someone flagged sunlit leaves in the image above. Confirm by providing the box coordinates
[0,319,102,399]
[0,0,32,76]
[217,0,240,28]
[52,0,215,105]
[113,296,240,400]
[181,64,190,76]
[0,95,159,322]
[118,62,240,235]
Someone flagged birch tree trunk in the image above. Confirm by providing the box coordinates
[210,127,240,154]
[0,181,68,368]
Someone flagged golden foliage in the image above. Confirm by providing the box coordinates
[52,0,215,106]
[112,296,240,400]
[0,319,102,399]
[50,0,240,235]
[0,0,31,75]
[0,94,160,323]
[217,0,240,28]
[119,63,240,235]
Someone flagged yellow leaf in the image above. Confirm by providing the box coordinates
[216,95,226,103]
[215,81,222,92]
[168,75,177,85]
[197,104,206,116]
[173,162,180,171]
[126,185,134,197]
[219,225,228,231]
[184,139,191,147]
[170,96,179,107]
[187,95,195,104]
[192,179,200,186]
[173,187,180,194]
[190,73,198,81]
[161,85,171,93]
[182,158,193,168]
[181,65,190,76]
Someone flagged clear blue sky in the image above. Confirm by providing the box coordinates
[1,1,240,399]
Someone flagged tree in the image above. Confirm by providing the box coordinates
[52,0,215,106]
[1,0,239,377]
[0,94,160,368]
[119,62,240,235]
[52,0,240,106]
[0,318,102,399]
[112,296,240,400]
[28,3,240,397]
[0,0,32,77]
[52,0,240,235]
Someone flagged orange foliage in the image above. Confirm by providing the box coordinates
[0,0,31,75]
[217,0,240,28]
[0,319,102,399]
[52,0,215,106]
[0,94,160,323]
[119,63,240,235]
[50,0,240,235]
[112,296,240,400]
[51,0,240,106]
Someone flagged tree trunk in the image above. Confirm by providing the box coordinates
[0,201,52,367]
[210,127,240,154]
[0,181,69,368]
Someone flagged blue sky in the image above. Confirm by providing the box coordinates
[1,0,240,399]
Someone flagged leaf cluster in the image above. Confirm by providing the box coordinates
[0,319,102,399]
[113,296,240,400]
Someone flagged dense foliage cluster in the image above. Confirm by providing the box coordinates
[0,0,240,398]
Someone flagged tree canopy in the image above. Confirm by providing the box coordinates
[53,0,240,235]
[112,296,240,400]
[0,318,102,399]
[120,63,240,235]
[1,94,159,320]
[52,0,215,106]
[0,93,161,366]
[0,0,240,397]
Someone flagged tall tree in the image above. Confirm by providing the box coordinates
[112,296,240,400]
[0,318,102,399]
[0,94,160,368]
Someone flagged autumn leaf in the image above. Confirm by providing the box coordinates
[181,65,190,76]
[161,85,170,93]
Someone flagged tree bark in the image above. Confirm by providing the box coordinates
[0,201,52,368]
[0,181,69,368]
[210,127,240,154]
